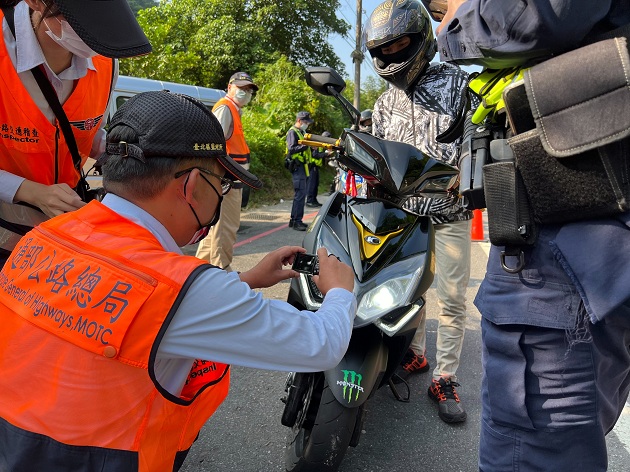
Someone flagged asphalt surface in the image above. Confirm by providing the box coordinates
[179,195,630,472]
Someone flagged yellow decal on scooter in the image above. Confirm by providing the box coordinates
[352,215,404,259]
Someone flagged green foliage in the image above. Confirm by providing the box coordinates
[120,0,348,89]
[121,1,266,88]
[250,0,348,71]
[126,0,157,15]
[342,75,388,114]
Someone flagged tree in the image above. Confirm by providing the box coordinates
[126,0,157,16]
[249,0,348,71]
[120,0,348,89]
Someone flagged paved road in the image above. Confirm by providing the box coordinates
[180,196,630,472]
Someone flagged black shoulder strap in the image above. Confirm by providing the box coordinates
[2,6,15,36]
[31,68,83,172]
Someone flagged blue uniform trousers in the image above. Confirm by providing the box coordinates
[479,312,630,471]
[290,164,307,223]
[306,165,319,204]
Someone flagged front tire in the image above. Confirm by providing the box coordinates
[285,378,359,472]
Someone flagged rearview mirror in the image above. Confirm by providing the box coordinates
[305,67,360,127]
[305,67,346,96]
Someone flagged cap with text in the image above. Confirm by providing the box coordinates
[228,72,259,91]
[106,91,262,189]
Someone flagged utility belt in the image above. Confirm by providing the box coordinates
[460,36,630,272]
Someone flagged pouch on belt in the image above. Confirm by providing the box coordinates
[504,36,630,225]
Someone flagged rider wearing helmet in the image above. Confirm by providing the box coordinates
[359,109,373,133]
[365,0,472,424]
[364,0,436,91]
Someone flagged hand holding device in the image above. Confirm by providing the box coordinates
[291,253,319,275]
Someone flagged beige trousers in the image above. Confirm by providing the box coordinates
[410,219,472,381]
[195,186,243,272]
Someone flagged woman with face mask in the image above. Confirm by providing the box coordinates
[0,0,151,267]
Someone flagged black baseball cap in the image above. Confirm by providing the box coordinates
[105,91,263,189]
[54,0,152,58]
[228,72,259,91]
[296,111,313,123]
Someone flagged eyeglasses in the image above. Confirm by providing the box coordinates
[174,167,233,195]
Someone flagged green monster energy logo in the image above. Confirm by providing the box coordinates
[338,370,365,402]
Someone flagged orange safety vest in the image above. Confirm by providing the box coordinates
[0,201,230,471]
[213,96,250,164]
[0,8,113,188]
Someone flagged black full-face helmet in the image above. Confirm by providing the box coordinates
[364,0,436,91]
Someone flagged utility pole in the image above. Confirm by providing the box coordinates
[351,0,363,113]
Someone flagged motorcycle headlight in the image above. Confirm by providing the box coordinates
[355,260,425,325]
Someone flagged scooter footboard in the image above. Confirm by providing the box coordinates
[324,327,387,408]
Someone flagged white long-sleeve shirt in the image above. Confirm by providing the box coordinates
[102,194,357,396]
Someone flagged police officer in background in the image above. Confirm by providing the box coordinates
[286,111,314,230]
[431,0,630,469]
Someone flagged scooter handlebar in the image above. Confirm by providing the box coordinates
[299,133,341,148]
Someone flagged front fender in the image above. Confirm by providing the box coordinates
[324,327,387,408]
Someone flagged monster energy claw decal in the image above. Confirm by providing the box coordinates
[338,370,365,402]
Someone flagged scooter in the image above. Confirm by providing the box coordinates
[280,67,460,472]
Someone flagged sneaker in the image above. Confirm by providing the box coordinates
[394,349,430,382]
[292,222,308,231]
[306,202,322,208]
[427,378,467,423]
[392,348,431,383]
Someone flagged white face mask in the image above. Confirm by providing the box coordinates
[300,123,310,131]
[186,225,211,246]
[233,88,252,107]
[43,17,98,59]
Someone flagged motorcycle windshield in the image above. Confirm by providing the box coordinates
[340,131,458,196]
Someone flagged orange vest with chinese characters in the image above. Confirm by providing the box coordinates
[0,201,229,471]
[213,96,250,164]
[0,9,113,187]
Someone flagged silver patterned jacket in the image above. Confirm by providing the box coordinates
[372,62,472,225]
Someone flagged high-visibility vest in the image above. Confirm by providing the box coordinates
[213,96,250,164]
[0,9,113,187]
[286,126,311,175]
[0,201,230,471]
[311,147,324,167]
